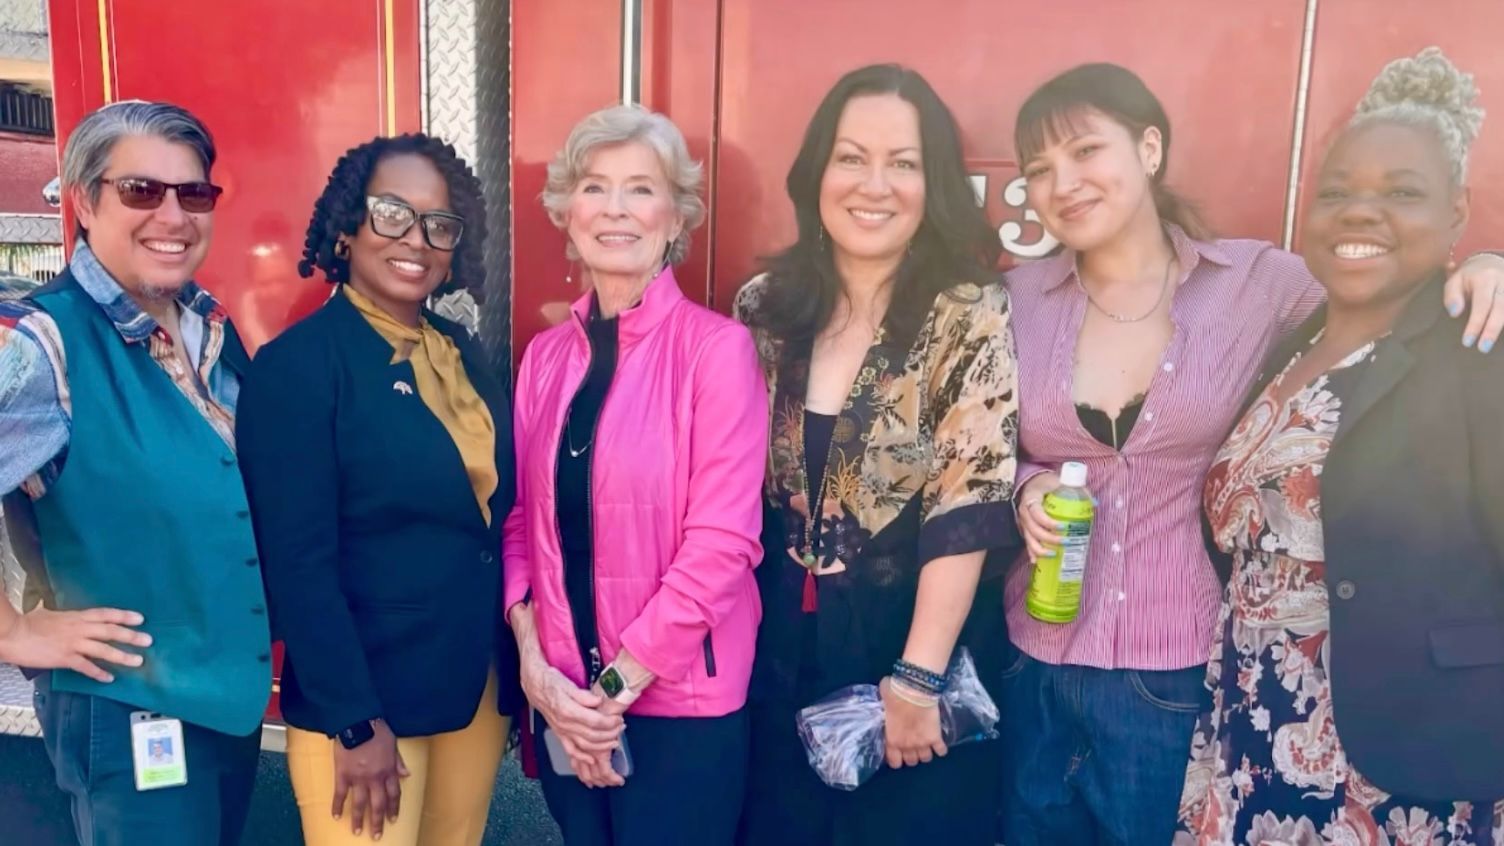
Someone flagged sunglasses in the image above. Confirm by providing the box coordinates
[99,177,224,213]
[365,196,465,251]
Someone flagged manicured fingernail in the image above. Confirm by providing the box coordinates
[129,656,143,666]
[1464,333,1477,348]
[1482,339,1495,354]
[1448,301,1463,317]
[101,674,114,683]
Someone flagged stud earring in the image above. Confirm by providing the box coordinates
[334,240,350,259]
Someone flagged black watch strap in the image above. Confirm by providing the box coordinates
[337,719,376,750]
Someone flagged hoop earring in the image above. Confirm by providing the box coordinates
[334,240,350,260]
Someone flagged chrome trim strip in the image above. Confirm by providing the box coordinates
[1281,0,1320,250]
[620,0,641,105]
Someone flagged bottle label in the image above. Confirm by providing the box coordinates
[1025,491,1094,624]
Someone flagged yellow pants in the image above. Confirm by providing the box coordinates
[286,672,510,846]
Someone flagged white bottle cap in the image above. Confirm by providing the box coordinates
[1059,461,1088,488]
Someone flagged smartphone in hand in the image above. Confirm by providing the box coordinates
[540,721,633,779]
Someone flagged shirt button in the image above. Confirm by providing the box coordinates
[1111,542,1122,554]
[1143,411,1154,422]
[245,557,258,568]
[221,455,236,466]
[257,653,271,663]
[1117,591,1127,601]
[1115,498,1124,508]
[1163,363,1174,372]
[480,551,495,564]
[236,509,250,519]
[251,606,265,616]
[1335,580,1357,600]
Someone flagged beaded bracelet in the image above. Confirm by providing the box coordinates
[892,659,947,695]
[886,676,940,708]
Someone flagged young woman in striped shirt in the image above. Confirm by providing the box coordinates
[996,62,1504,846]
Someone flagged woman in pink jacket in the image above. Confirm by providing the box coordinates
[502,104,767,846]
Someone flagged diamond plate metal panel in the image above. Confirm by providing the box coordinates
[0,0,48,62]
[424,0,511,383]
[0,214,62,244]
[0,663,40,738]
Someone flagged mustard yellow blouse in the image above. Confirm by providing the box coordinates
[344,285,498,524]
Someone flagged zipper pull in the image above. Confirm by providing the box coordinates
[589,647,603,680]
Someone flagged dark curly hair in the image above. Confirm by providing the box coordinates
[298,133,488,299]
[748,64,1000,351]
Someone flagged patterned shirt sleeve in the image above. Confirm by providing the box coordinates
[0,300,70,498]
[916,283,1021,565]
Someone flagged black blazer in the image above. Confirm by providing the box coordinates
[236,290,522,738]
[1241,282,1504,801]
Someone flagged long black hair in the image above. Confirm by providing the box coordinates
[299,133,488,298]
[1014,63,1209,241]
[747,64,1000,351]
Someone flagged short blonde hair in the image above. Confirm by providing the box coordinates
[541,105,706,264]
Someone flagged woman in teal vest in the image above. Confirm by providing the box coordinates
[237,133,521,846]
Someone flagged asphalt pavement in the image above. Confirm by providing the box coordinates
[1,735,562,845]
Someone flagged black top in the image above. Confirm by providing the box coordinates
[236,290,522,737]
[1075,395,1144,451]
[555,300,619,682]
[802,410,838,547]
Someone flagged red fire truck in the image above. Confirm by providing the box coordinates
[2,0,1502,747]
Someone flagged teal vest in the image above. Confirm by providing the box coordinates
[30,274,271,736]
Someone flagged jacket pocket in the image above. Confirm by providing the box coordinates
[703,633,717,678]
[1428,619,1504,668]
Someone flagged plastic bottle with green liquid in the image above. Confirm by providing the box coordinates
[1026,461,1094,623]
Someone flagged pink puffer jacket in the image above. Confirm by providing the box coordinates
[503,267,766,718]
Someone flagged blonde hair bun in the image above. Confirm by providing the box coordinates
[1350,46,1484,183]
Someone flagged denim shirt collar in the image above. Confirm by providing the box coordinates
[68,240,226,345]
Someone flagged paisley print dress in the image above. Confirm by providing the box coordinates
[1177,336,1504,846]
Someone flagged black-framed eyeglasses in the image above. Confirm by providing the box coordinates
[99,177,224,213]
[364,196,465,251]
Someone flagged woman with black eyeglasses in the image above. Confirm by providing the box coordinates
[236,133,522,846]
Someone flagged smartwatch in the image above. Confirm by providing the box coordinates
[597,663,640,707]
[337,719,376,750]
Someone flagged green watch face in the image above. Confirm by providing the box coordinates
[599,666,626,699]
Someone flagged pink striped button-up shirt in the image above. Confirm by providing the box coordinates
[1003,225,1323,671]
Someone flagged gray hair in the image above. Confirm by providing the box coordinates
[1347,47,1484,186]
[61,100,217,239]
[541,105,705,264]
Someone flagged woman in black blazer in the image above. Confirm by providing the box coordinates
[1179,49,1504,842]
[237,134,520,846]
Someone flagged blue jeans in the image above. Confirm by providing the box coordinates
[999,652,1208,846]
[33,674,261,846]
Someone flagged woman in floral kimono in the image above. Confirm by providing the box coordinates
[1179,48,1504,845]
[733,64,1020,846]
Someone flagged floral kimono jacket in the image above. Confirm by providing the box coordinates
[734,275,1023,704]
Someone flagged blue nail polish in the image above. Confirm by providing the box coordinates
[1449,302,1463,317]
[1483,339,1495,354]
[1464,334,1478,349]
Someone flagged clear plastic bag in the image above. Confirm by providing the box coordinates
[794,647,1000,791]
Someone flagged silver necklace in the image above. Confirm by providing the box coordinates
[565,413,593,457]
[1076,256,1175,324]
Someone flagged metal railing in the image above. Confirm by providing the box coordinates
[0,84,52,136]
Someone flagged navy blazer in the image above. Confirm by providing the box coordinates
[1241,280,1504,801]
[236,290,521,738]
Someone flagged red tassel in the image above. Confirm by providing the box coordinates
[801,570,819,613]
